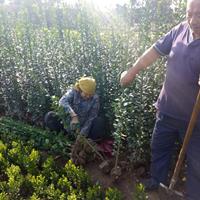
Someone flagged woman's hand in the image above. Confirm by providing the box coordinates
[70,116,80,131]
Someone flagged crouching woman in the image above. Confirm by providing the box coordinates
[45,77,105,140]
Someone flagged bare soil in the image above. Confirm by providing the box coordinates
[85,159,136,200]
[84,159,185,200]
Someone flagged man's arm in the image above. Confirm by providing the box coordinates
[120,46,160,87]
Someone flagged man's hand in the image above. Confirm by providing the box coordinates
[120,69,137,87]
[120,70,127,80]
[120,47,160,87]
[120,71,128,86]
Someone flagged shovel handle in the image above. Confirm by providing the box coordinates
[169,88,200,190]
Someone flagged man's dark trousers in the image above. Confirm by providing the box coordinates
[151,112,200,200]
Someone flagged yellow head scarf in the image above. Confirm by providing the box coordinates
[74,77,96,95]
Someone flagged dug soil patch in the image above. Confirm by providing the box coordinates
[84,159,185,200]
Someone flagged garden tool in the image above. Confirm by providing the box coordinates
[159,88,200,199]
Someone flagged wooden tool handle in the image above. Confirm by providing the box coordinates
[169,88,200,190]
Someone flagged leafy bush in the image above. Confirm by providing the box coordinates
[0,117,71,157]
[105,187,123,200]
[0,138,124,199]
[0,192,9,200]
[86,185,104,200]
[0,141,8,172]
[57,175,73,194]
[28,174,47,197]
[62,160,91,191]
[51,95,70,130]
[133,183,148,200]
[6,165,24,199]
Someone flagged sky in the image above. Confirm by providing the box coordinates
[67,0,130,11]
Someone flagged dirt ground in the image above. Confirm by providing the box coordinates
[84,159,185,200]
[85,160,136,200]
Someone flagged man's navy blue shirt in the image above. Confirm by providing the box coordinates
[153,21,200,121]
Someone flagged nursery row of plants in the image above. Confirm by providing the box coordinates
[0,117,72,156]
[0,116,150,200]
[0,0,186,162]
[0,117,124,199]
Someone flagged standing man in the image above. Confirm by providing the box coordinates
[120,0,200,199]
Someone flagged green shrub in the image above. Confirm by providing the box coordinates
[28,174,47,197]
[86,185,103,200]
[0,153,8,173]
[44,184,65,200]
[41,156,58,182]
[0,139,122,199]
[6,165,24,199]
[62,160,91,191]
[105,187,123,200]
[29,193,41,200]
[0,192,9,200]
[0,117,71,157]
[133,183,148,200]
[57,175,73,193]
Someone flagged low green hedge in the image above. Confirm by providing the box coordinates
[0,117,71,157]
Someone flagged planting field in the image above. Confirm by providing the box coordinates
[0,0,188,199]
[0,117,185,199]
[0,117,124,199]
